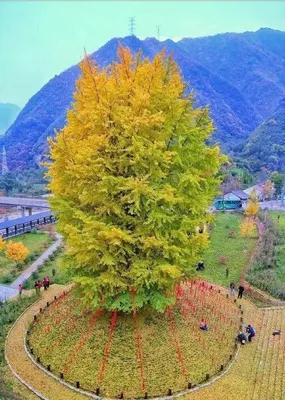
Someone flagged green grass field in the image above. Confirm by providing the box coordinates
[0,233,49,284]
[23,249,70,290]
[200,212,258,288]
[270,211,285,283]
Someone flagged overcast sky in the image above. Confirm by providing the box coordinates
[0,1,284,107]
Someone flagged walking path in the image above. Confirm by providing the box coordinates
[5,285,87,400]
[0,235,62,301]
[0,284,18,301]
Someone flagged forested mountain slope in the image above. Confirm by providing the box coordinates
[2,29,285,170]
[244,98,285,172]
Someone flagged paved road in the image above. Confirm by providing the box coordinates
[259,200,285,211]
[0,196,49,209]
[10,235,62,289]
[0,284,18,302]
[0,234,62,301]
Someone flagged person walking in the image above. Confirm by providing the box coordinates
[238,285,245,299]
[18,284,23,296]
[246,324,256,342]
[37,280,42,292]
[43,277,48,291]
[46,276,50,288]
[229,282,236,297]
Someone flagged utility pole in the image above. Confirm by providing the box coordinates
[156,25,161,41]
[129,17,136,36]
[1,146,8,175]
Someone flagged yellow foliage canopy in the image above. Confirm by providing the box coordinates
[245,190,259,218]
[47,46,225,312]
[240,218,256,238]
[5,241,29,262]
[0,236,5,252]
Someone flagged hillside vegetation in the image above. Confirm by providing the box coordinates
[244,98,285,172]
[1,28,285,170]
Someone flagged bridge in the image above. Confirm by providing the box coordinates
[0,196,50,217]
[0,211,56,239]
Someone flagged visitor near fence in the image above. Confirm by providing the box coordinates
[238,285,245,299]
[229,282,236,297]
[246,324,255,342]
[196,261,205,271]
[236,331,247,345]
[34,280,43,294]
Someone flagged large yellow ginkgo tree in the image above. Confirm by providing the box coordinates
[47,46,225,312]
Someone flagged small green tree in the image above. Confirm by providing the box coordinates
[271,172,284,197]
[48,47,225,312]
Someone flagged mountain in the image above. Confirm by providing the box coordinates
[243,98,285,172]
[2,28,285,170]
[0,103,20,136]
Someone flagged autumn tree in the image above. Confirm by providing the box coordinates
[262,180,275,200]
[48,47,225,312]
[0,236,5,252]
[245,189,259,218]
[240,218,255,238]
[5,241,29,262]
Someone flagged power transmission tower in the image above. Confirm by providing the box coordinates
[1,146,8,175]
[156,25,161,41]
[129,17,136,36]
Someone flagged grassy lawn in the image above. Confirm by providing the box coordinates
[23,249,70,290]
[0,233,49,284]
[200,212,258,288]
[270,211,285,283]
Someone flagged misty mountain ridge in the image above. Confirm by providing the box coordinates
[1,28,285,170]
[0,103,20,136]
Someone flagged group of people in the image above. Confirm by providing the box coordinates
[34,276,50,293]
[237,324,256,344]
[229,282,245,298]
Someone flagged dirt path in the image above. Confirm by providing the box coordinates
[10,235,62,290]
[5,284,88,400]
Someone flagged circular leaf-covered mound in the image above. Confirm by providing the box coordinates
[29,281,240,398]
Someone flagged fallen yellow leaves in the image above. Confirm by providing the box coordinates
[5,283,285,400]
[28,282,241,398]
[5,284,87,400]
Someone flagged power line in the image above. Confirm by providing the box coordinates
[129,17,136,36]
[156,25,161,41]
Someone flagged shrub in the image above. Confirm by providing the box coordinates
[218,255,228,265]
[246,212,284,300]
[31,271,39,280]
[5,241,29,262]
[15,262,25,271]
[227,231,236,238]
